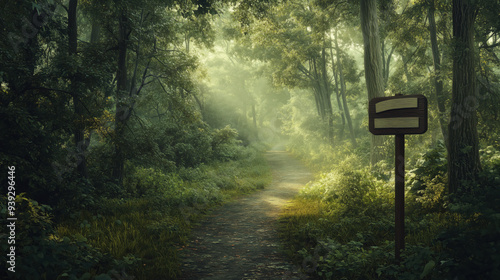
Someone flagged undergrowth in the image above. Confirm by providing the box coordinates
[279,141,500,279]
[0,145,271,280]
[55,146,271,279]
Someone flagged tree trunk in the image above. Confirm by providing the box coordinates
[360,0,386,165]
[381,40,394,87]
[320,47,334,143]
[69,0,89,178]
[331,48,345,139]
[112,10,129,185]
[304,55,334,143]
[428,0,449,150]
[385,45,394,86]
[448,0,481,193]
[335,32,356,147]
[311,58,325,119]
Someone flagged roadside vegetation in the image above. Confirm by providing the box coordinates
[55,143,271,279]
[2,0,500,279]
[279,137,500,279]
[1,140,271,280]
[1,1,278,279]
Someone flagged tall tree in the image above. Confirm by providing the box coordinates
[448,0,481,193]
[112,7,130,185]
[379,0,396,88]
[334,30,356,147]
[110,1,220,185]
[233,0,337,142]
[360,0,386,165]
[68,0,89,178]
[428,0,449,149]
[331,49,346,140]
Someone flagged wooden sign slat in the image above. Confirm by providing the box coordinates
[374,117,419,129]
[375,98,418,113]
[369,94,427,135]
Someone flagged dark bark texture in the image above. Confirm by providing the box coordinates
[69,0,89,178]
[360,0,386,165]
[448,0,481,193]
[112,10,130,185]
[335,33,356,147]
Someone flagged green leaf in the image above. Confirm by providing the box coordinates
[74,233,87,243]
[420,260,435,279]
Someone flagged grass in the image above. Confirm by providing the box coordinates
[276,163,450,278]
[56,148,272,279]
[276,163,493,279]
[278,197,323,260]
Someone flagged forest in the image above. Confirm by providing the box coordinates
[0,0,499,279]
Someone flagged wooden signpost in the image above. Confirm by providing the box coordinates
[369,94,428,261]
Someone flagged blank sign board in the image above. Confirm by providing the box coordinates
[369,95,427,135]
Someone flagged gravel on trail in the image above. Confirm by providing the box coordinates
[179,150,313,280]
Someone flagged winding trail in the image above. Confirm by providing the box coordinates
[180,149,312,280]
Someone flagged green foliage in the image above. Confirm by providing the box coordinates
[0,194,118,280]
[211,125,243,160]
[125,167,183,197]
[281,179,452,279]
[86,143,125,199]
[432,146,500,280]
[0,94,68,205]
[122,115,242,171]
[280,143,500,279]
[479,146,500,187]
[1,0,499,279]
[56,146,271,279]
[408,141,448,193]
[299,239,394,279]
[407,141,448,214]
[302,167,392,219]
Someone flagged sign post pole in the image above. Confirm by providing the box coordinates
[368,94,427,262]
[395,133,405,261]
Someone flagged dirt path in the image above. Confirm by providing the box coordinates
[179,150,312,280]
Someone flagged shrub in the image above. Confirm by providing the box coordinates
[407,141,448,214]
[299,239,390,279]
[436,151,500,280]
[124,167,185,197]
[301,167,392,219]
[211,125,242,161]
[408,140,447,194]
[0,194,117,280]
[55,146,271,279]
[479,146,500,191]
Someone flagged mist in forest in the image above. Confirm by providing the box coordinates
[1,0,499,279]
[196,11,369,152]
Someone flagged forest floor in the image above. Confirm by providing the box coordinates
[179,147,313,280]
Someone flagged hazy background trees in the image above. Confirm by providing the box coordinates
[1,0,500,278]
